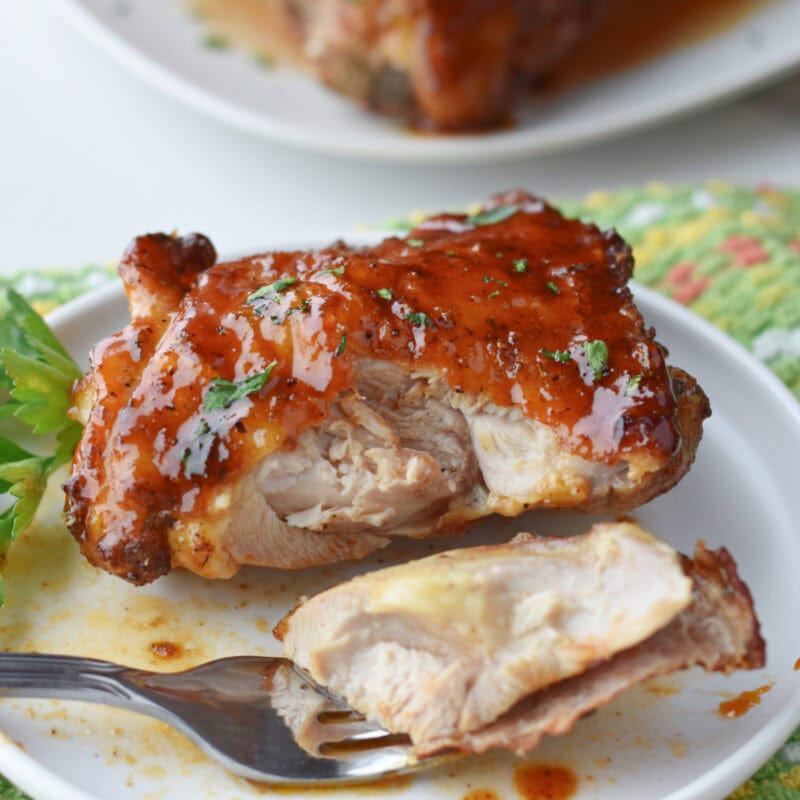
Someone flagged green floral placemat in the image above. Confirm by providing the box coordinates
[1,181,799,800]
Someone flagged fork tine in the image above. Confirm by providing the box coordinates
[317,709,367,724]
[319,732,412,756]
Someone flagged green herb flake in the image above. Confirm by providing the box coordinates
[406,238,425,248]
[546,281,560,294]
[253,52,274,69]
[584,340,609,381]
[319,266,345,276]
[246,277,298,305]
[625,374,643,396]
[487,290,501,299]
[203,362,278,412]
[482,275,492,284]
[540,348,571,364]
[406,311,434,329]
[0,290,84,604]
[513,259,527,273]
[376,288,393,300]
[334,333,347,357]
[466,204,520,227]
[203,34,230,50]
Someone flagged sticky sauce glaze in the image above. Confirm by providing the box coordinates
[718,683,773,719]
[67,193,678,575]
[189,0,767,115]
[514,763,578,800]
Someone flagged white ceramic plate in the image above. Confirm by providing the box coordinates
[51,0,800,163]
[0,268,799,800]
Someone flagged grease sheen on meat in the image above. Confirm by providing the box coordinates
[64,192,709,584]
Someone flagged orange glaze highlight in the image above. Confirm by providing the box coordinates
[718,683,773,719]
[514,763,578,800]
[794,657,800,671]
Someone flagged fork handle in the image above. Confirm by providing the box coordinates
[0,652,142,707]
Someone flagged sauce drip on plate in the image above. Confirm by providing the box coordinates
[514,763,578,800]
[718,683,773,719]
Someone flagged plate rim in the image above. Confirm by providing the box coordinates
[0,277,798,800]
[48,0,800,164]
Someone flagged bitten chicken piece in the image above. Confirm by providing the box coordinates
[65,191,709,584]
[283,0,604,131]
[275,522,765,758]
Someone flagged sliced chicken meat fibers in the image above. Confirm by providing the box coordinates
[65,191,709,583]
[275,523,765,758]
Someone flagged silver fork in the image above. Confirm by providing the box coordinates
[0,653,437,785]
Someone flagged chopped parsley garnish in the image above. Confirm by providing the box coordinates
[487,290,501,299]
[376,288,392,300]
[0,290,83,604]
[584,340,609,381]
[246,277,298,305]
[546,281,560,294]
[254,52,274,69]
[203,362,277,412]
[319,266,345,276]
[466,204,520,227]
[626,374,643,395]
[334,333,347,357]
[483,276,508,287]
[513,259,527,273]
[193,419,211,438]
[540,348,571,364]
[406,238,424,247]
[203,34,230,50]
[406,311,434,329]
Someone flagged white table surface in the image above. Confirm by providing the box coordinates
[2,3,800,276]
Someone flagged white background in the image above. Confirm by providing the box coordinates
[1,4,800,270]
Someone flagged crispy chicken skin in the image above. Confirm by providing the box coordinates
[65,192,709,584]
[275,523,764,758]
[283,0,604,130]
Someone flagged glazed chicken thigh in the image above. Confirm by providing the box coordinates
[65,192,709,584]
[285,0,604,130]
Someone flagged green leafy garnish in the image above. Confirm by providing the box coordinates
[334,334,347,357]
[584,340,609,381]
[513,259,527,273]
[319,266,345,276]
[246,277,298,305]
[0,290,83,603]
[376,288,392,300]
[540,348,571,363]
[203,34,230,50]
[466,205,520,227]
[406,238,424,247]
[546,281,560,294]
[626,374,643,395]
[406,311,434,329]
[203,362,277,412]
[487,290,501,299]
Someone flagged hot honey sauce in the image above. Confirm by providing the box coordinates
[65,191,700,584]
